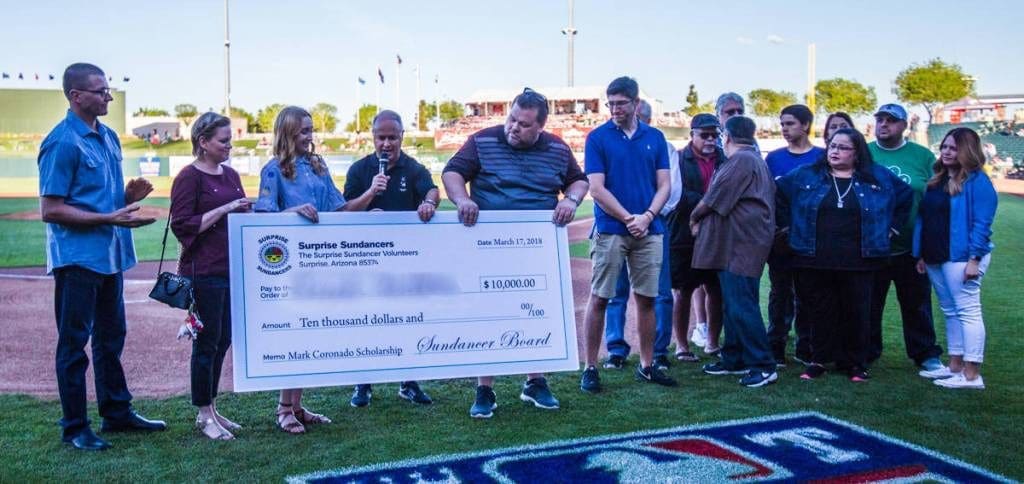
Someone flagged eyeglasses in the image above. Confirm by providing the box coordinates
[723,108,744,116]
[828,143,855,152]
[75,87,112,97]
[605,99,634,109]
[695,132,719,140]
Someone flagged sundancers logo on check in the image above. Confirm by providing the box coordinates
[257,234,292,275]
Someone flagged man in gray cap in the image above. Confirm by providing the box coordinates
[867,103,945,376]
[660,113,726,362]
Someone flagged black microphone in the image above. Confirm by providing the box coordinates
[376,155,388,196]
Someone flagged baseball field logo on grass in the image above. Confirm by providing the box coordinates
[257,234,291,275]
[289,412,1013,483]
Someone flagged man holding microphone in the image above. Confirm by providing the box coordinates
[343,110,440,407]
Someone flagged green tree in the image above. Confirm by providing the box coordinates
[228,106,257,133]
[894,58,974,122]
[134,107,169,116]
[683,84,701,116]
[748,89,798,117]
[438,100,464,123]
[344,104,379,133]
[255,104,286,134]
[814,78,877,115]
[174,103,199,126]
[311,102,339,133]
[418,100,437,130]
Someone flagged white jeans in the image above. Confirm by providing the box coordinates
[925,255,991,363]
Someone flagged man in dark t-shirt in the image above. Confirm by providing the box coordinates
[443,88,589,419]
[343,110,440,408]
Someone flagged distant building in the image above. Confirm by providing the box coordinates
[0,88,126,135]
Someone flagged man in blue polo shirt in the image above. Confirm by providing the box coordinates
[580,77,674,393]
[38,63,166,451]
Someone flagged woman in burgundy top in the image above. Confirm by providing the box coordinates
[170,112,252,440]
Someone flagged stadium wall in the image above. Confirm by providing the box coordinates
[0,88,126,135]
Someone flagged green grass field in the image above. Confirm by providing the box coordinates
[1,196,1021,481]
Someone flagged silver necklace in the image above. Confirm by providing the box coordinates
[832,174,853,208]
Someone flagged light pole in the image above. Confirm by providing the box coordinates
[561,0,578,87]
[224,0,231,118]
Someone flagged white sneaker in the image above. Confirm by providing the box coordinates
[934,374,985,389]
[690,322,708,347]
[918,365,957,379]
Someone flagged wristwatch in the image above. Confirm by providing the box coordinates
[422,199,438,207]
[970,255,982,262]
[566,194,581,206]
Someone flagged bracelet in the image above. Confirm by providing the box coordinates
[421,199,438,207]
[644,209,656,219]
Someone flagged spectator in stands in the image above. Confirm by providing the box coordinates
[692,116,778,388]
[914,127,997,389]
[443,88,589,418]
[777,128,911,382]
[343,110,439,408]
[824,112,854,144]
[602,99,677,371]
[580,77,674,393]
[255,105,351,433]
[39,62,164,451]
[661,113,725,363]
[764,105,826,366]
[170,112,251,440]
[867,103,946,376]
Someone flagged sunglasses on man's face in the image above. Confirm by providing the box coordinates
[724,108,744,116]
[694,131,719,140]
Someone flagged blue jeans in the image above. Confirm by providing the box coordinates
[605,238,673,358]
[717,270,775,373]
[53,266,133,438]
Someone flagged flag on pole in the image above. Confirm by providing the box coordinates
[34,73,39,81]
[396,54,402,65]
[377,67,384,84]
[49,74,55,80]
[18,73,23,80]
[122,76,130,82]
[2,73,9,79]
[434,74,438,84]
[358,76,366,85]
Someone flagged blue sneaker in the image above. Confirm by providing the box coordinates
[350,384,372,407]
[702,361,746,375]
[520,377,560,409]
[470,385,497,419]
[398,381,432,405]
[739,369,778,388]
[580,366,601,393]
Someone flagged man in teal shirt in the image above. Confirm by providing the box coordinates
[867,103,944,374]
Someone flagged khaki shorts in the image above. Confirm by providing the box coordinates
[590,233,663,299]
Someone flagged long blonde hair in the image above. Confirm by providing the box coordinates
[928,127,984,195]
[273,106,326,179]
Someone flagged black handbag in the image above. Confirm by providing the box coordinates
[149,215,194,309]
[149,172,201,310]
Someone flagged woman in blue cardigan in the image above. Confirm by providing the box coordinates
[914,127,997,389]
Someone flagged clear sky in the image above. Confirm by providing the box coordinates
[2,0,1022,124]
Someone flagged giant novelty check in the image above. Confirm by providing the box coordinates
[228,211,579,392]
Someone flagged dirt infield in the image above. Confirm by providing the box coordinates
[0,218,638,400]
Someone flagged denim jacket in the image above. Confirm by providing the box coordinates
[912,170,997,262]
[776,163,912,258]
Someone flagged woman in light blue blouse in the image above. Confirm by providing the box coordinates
[256,106,350,433]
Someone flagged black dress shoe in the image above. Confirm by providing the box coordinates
[100,411,167,432]
[63,428,112,451]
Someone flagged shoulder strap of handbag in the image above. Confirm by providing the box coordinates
[156,167,204,276]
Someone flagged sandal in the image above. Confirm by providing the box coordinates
[294,406,332,425]
[215,413,242,432]
[675,350,700,362]
[196,416,234,441]
[275,403,305,434]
